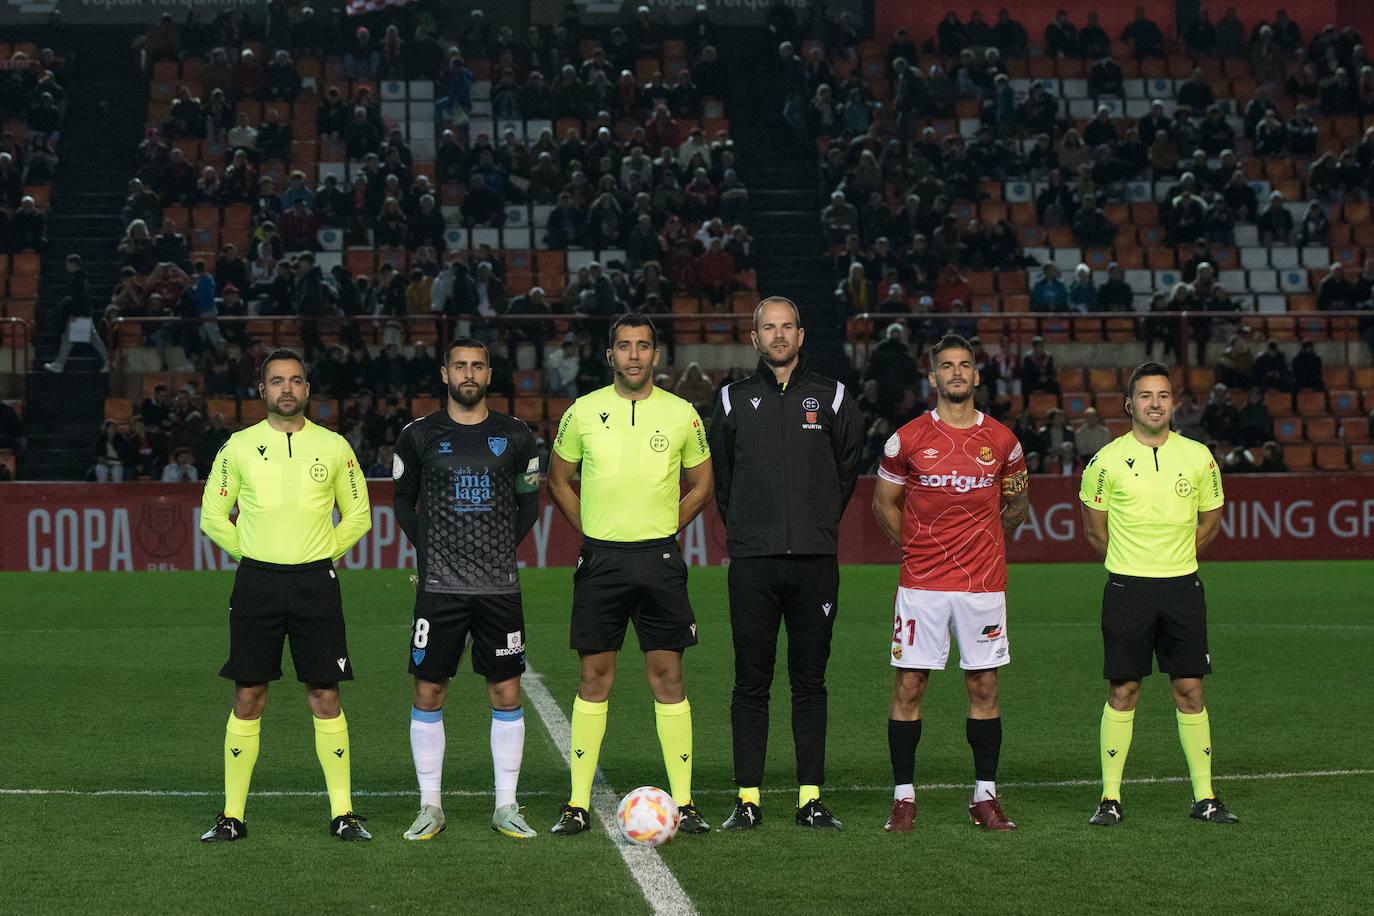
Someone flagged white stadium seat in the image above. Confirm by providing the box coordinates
[408,80,435,101]
[1269,247,1299,269]
[1239,247,1269,269]
[1248,270,1279,292]
[1300,247,1330,268]
[380,80,406,101]
[1256,294,1287,313]
[1232,224,1259,247]
[1124,269,1153,293]
[1279,269,1309,293]
[1154,269,1180,289]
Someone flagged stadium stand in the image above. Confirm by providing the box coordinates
[0,4,1370,482]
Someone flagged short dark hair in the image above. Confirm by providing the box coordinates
[261,347,306,386]
[1127,361,1172,398]
[609,312,658,349]
[929,333,976,364]
[444,337,490,364]
[753,295,801,330]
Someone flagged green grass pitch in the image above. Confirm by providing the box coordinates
[2,562,1372,914]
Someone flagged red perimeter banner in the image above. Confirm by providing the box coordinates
[3,476,1372,573]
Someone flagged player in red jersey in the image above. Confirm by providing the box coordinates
[872,333,1030,834]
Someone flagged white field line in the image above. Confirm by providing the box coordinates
[5,768,1369,799]
[521,666,696,916]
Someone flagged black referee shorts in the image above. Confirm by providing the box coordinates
[570,536,698,653]
[1101,572,1211,681]
[219,557,354,684]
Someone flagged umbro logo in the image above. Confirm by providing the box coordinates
[1125,457,1135,468]
[599,411,610,424]
[750,397,761,409]
[257,445,266,456]
[333,748,344,758]
[1108,749,1118,758]
[575,749,584,758]
[230,747,242,757]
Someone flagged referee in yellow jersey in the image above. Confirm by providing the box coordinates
[546,313,715,836]
[1079,361,1239,828]
[199,348,373,842]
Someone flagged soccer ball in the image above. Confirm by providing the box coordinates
[616,786,679,847]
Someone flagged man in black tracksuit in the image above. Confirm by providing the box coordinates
[708,296,864,831]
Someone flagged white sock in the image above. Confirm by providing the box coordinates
[491,707,525,808]
[410,707,445,809]
[894,783,915,802]
[974,779,997,802]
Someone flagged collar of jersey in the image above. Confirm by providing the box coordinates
[754,351,809,392]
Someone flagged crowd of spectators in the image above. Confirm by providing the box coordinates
[801,6,1374,343]
[0,45,65,252]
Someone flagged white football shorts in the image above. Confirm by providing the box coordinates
[889,587,1010,670]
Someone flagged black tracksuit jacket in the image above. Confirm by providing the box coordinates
[707,355,865,558]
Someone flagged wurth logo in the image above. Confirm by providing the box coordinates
[916,473,996,493]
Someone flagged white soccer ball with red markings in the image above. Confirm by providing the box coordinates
[616,786,679,847]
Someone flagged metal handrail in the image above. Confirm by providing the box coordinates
[848,308,1372,372]
[105,311,756,364]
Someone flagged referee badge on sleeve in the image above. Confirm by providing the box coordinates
[392,454,405,480]
[884,433,901,458]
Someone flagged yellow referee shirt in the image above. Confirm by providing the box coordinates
[201,418,372,564]
[553,385,710,541]
[1079,431,1224,577]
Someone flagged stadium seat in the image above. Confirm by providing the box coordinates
[1275,417,1304,444]
[1305,417,1339,444]
[240,400,268,425]
[1026,392,1058,419]
[1088,368,1119,392]
[512,397,544,421]
[1296,391,1327,416]
[104,398,133,422]
[1093,393,1126,418]
[1314,444,1349,470]
[1062,392,1090,416]
[1340,416,1370,442]
[1352,445,1374,470]
[1329,390,1360,417]
[1264,389,1294,416]
[1284,444,1314,470]
[1187,367,1214,392]
[1354,368,1374,390]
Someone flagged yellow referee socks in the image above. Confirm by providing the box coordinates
[223,712,260,821]
[313,711,352,818]
[739,786,761,807]
[1177,708,1215,802]
[569,696,608,810]
[1100,703,1135,800]
[655,699,693,807]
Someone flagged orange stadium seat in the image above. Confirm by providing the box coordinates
[1058,367,1086,391]
[1352,445,1374,470]
[1093,393,1126,418]
[1314,444,1349,470]
[1284,444,1314,470]
[1274,417,1304,443]
[1305,417,1339,444]
[1296,391,1327,415]
[1329,390,1360,417]
[1088,368,1119,392]
[1265,389,1294,416]
[1346,417,1374,442]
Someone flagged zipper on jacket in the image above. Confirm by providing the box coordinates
[631,401,636,426]
[776,384,791,553]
